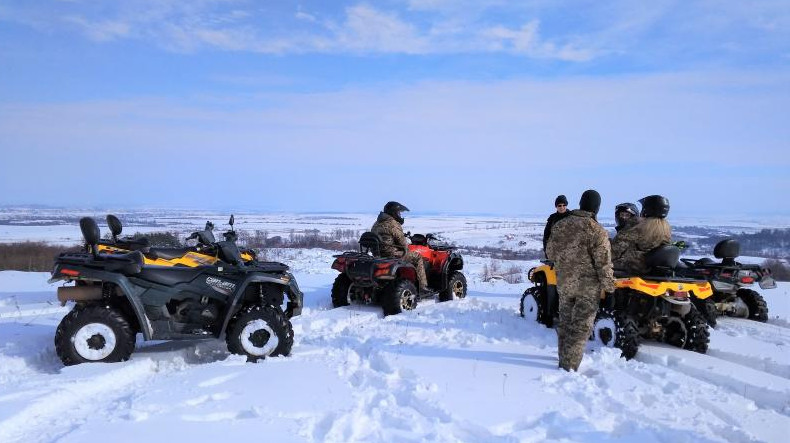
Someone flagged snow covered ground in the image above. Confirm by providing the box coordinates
[1,248,789,442]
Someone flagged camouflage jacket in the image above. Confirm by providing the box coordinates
[371,212,408,258]
[546,210,616,296]
[611,222,671,274]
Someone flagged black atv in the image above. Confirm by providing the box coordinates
[678,239,776,327]
[50,216,302,366]
[330,232,466,316]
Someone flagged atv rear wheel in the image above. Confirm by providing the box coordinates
[331,274,352,308]
[519,287,543,324]
[55,304,137,366]
[682,306,710,354]
[737,289,769,323]
[226,305,293,362]
[692,297,718,328]
[382,279,418,316]
[439,271,467,302]
[592,310,639,360]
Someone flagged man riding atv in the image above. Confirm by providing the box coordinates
[371,201,430,294]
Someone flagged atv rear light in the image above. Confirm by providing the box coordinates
[740,276,755,284]
[374,263,391,277]
[61,269,80,277]
[668,290,689,300]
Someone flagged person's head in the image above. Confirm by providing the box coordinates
[639,195,670,219]
[554,195,568,214]
[383,201,409,224]
[579,190,601,215]
[615,202,639,230]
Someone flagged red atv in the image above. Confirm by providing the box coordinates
[330,232,467,315]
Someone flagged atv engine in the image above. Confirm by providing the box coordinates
[169,298,219,327]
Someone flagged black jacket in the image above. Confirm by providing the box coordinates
[543,211,570,254]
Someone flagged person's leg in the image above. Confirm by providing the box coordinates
[565,292,599,371]
[404,251,428,290]
[557,294,575,370]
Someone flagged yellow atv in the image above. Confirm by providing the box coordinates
[521,245,713,359]
[97,215,256,267]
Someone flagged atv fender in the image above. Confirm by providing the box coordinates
[218,273,300,340]
[52,264,152,339]
[440,255,464,290]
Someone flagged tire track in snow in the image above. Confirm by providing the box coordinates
[636,345,790,416]
[0,341,230,443]
[296,303,511,441]
[620,359,771,443]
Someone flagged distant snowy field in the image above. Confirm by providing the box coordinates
[1,212,789,442]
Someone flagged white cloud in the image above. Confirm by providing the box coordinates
[334,4,429,54]
[63,16,131,41]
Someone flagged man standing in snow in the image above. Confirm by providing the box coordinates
[546,190,616,372]
[371,201,429,293]
[543,195,570,258]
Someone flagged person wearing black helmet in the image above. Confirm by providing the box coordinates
[614,202,640,233]
[371,201,429,293]
[543,195,570,258]
[612,195,672,274]
[546,190,616,372]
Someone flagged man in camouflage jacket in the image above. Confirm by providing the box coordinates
[547,189,616,372]
[371,201,429,292]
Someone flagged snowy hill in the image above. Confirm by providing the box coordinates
[1,251,789,442]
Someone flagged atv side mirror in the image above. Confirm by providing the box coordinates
[80,217,101,257]
[106,214,123,240]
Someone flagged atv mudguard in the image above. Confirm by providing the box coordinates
[439,253,464,291]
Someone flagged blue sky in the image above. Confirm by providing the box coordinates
[0,1,788,217]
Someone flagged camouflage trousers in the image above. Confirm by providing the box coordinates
[402,251,428,290]
[556,290,599,371]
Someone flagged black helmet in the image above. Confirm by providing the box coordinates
[614,202,639,230]
[639,195,670,218]
[383,201,409,224]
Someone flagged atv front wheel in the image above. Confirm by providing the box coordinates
[682,306,710,354]
[226,305,293,362]
[692,297,718,328]
[382,279,418,316]
[592,310,639,360]
[55,305,137,366]
[331,274,352,308]
[737,289,769,323]
[439,271,467,302]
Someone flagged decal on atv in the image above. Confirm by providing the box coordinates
[206,276,236,295]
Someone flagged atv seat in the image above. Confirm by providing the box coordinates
[149,247,192,261]
[359,232,381,256]
[102,250,145,274]
[644,245,681,276]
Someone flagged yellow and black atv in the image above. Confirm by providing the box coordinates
[521,245,713,359]
[97,214,257,267]
[96,215,300,318]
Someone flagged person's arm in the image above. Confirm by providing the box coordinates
[391,222,409,251]
[546,221,558,261]
[591,226,616,293]
[543,215,553,252]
